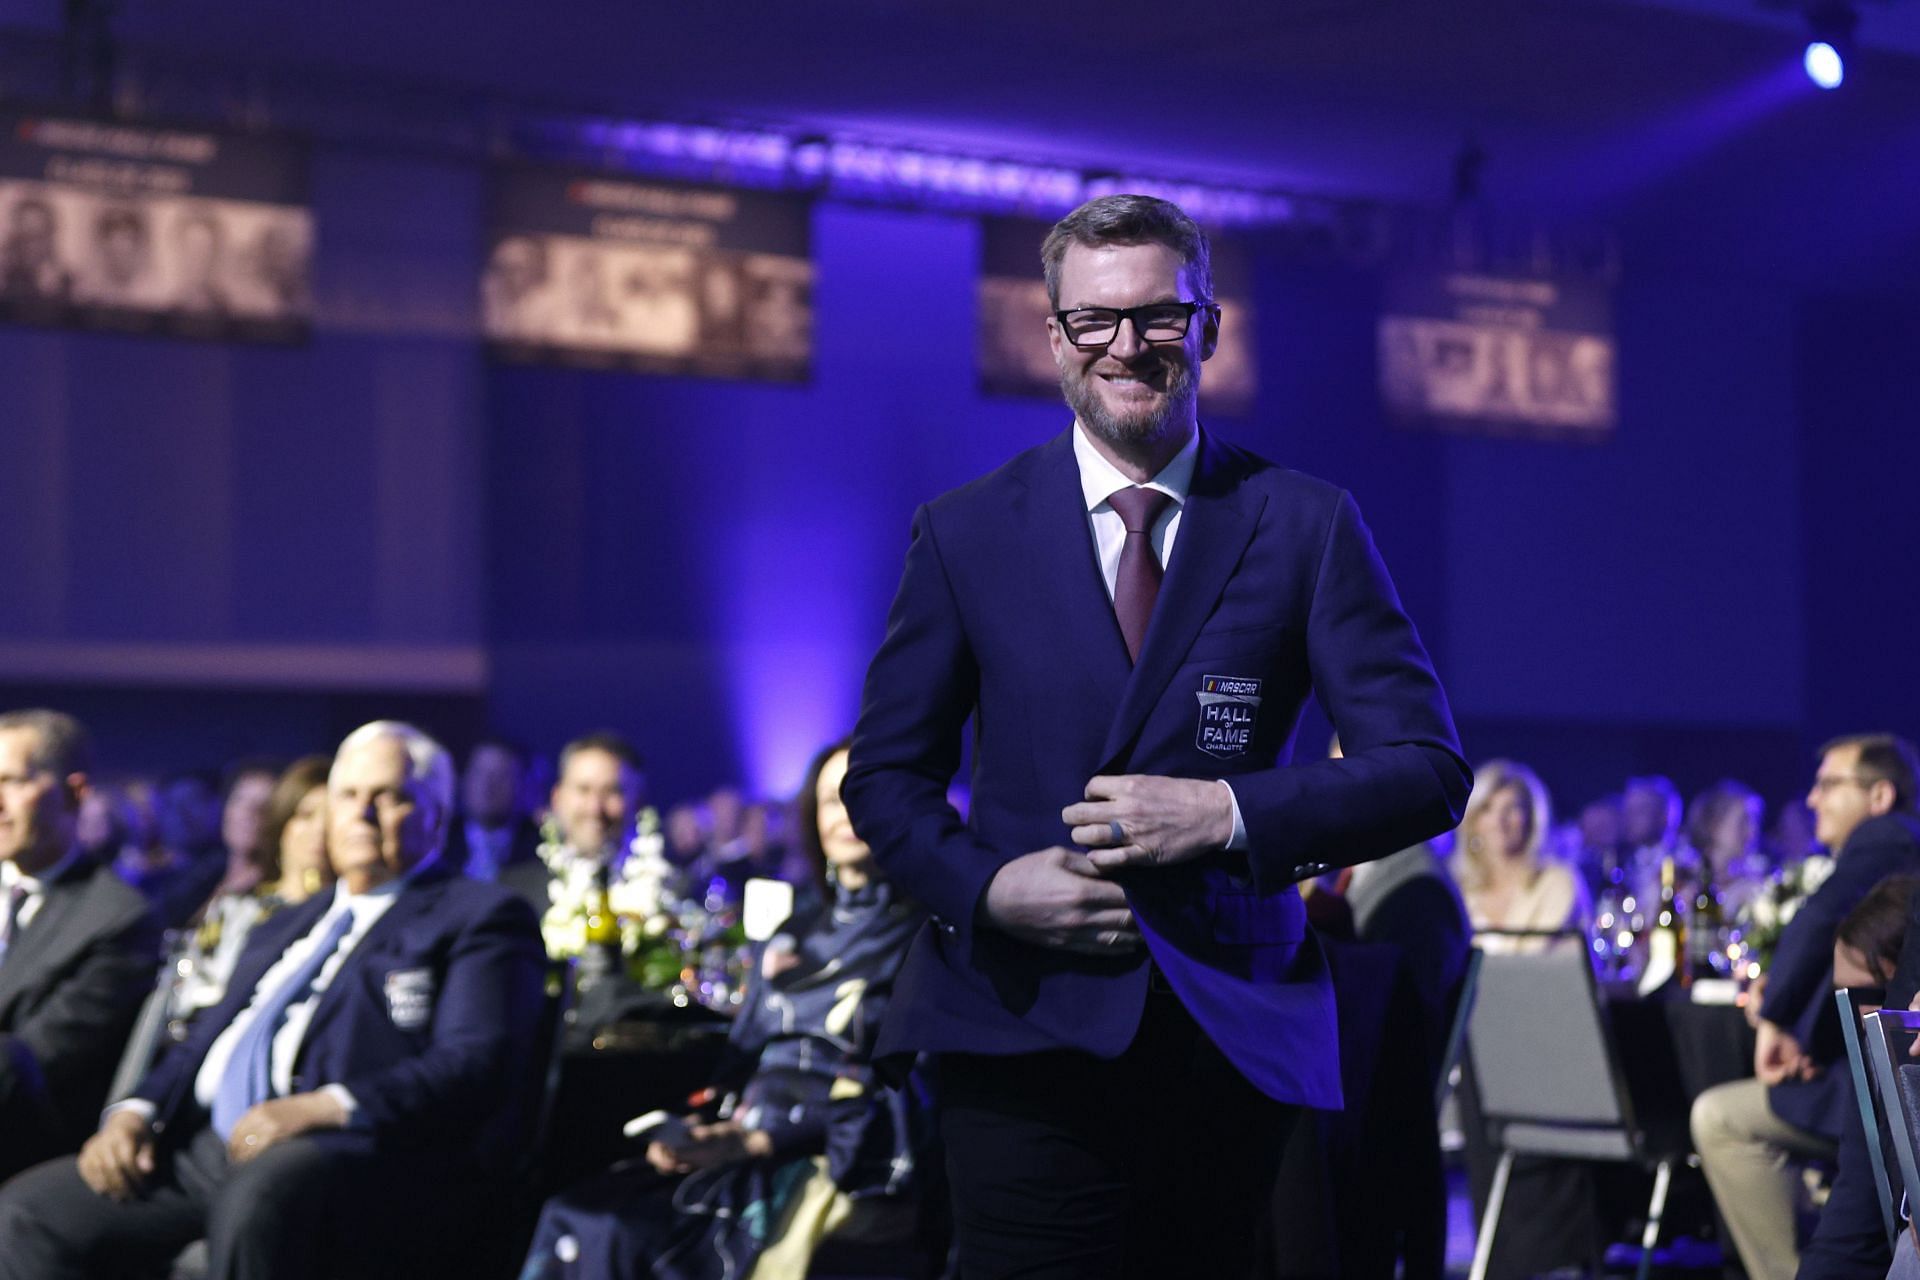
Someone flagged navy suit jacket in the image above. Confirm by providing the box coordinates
[132,864,545,1172]
[845,428,1469,1109]
[1761,813,1920,1138]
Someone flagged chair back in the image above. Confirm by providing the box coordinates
[1466,947,1639,1160]
[1862,1008,1920,1227]
[1437,947,1484,1110]
[105,976,174,1105]
[517,958,574,1183]
[1835,987,1899,1250]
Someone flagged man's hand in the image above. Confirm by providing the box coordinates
[78,1110,156,1201]
[645,1121,774,1175]
[1755,1019,1811,1086]
[227,1091,348,1164]
[1064,775,1235,872]
[981,847,1139,955]
[1743,974,1769,1029]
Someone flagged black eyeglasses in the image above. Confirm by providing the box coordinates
[1052,300,1217,349]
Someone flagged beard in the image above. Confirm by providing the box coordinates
[1060,350,1200,451]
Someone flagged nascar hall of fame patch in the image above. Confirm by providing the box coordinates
[1196,674,1262,759]
[383,967,436,1030]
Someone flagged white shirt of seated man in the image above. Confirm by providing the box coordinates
[82,731,447,1201]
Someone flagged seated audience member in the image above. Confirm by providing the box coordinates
[1573,792,1627,898]
[1307,735,1471,1278]
[1329,734,1473,1065]
[450,736,542,883]
[1831,874,1916,997]
[1620,773,1696,903]
[76,781,151,868]
[519,737,924,1280]
[520,731,649,915]
[165,755,335,1030]
[0,709,163,1185]
[1685,778,1772,916]
[1449,758,1590,952]
[0,720,547,1280]
[1693,733,1920,1280]
[1802,889,1920,1280]
[122,768,228,930]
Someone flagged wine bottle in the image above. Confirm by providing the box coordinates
[1639,855,1689,995]
[577,863,622,992]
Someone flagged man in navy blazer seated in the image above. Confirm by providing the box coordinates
[0,719,547,1280]
[844,193,1471,1279]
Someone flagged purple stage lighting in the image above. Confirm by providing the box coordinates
[1804,40,1845,89]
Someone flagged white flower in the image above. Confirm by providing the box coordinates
[1751,897,1779,929]
[1799,855,1837,895]
[1780,898,1800,925]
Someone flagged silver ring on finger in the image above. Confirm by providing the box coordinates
[244,1135,259,1146]
[1108,819,1125,846]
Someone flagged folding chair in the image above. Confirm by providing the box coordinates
[1862,1010,1920,1257]
[1437,946,1484,1112]
[1465,947,1682,1280]
[1836,987,1900,1251]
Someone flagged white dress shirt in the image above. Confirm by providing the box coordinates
[187,871,418,1116]
[0,847,81,938]
[1069,422,1248,850]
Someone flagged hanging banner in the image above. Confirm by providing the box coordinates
[976,216,1256,415]
[0,113,312,342]
[1379,272,1615,440]
[484,168,813,381]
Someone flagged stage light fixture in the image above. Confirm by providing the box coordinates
[1802,1,1857,89]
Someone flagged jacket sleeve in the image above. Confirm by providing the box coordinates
[844,505,1016,940]
[334,893,545,1144]
[1222,492,1472,891]
[1760,865,1868,1048]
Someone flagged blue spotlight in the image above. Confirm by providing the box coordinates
[1804,40,1845,89]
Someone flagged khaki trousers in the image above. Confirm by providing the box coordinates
[1690,1077,1838,1280]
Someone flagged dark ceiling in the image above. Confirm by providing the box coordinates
[3,0,1917,287]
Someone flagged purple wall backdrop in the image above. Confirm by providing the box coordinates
[0,143,1905,817]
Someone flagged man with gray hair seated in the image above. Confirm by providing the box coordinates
[0,720,548,1280]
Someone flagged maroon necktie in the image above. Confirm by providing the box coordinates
[1107,486,1173,663]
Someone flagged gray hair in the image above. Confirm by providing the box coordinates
[1040,194,1214,309]
[0,708,93,777]
[332,720,455,838]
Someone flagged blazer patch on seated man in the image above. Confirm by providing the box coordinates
[1196,675,1261,759]
[382,967,436,1030]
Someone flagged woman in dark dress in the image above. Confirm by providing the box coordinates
[519,737,924,1280]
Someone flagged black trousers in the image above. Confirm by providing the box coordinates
[938,986,1303,1280]
[0,1124,482,1280]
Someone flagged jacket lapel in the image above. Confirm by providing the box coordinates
[298,870,446,1051]
[1022,431,1132,710]
[1098,432,1264,772]
[0,859,108,1018]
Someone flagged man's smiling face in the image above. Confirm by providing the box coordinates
[1047,240,1215,452]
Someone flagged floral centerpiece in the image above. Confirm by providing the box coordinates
[536,807,691,993]
[1735,853,1837,976]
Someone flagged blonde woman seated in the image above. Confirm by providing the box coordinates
[1449,759,1590,953]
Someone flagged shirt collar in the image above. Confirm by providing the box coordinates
[1071,421,1200,513]
[1,846,80,895]
[332,850,441,911]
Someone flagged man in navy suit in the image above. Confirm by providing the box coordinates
[1692,733,1920,1280]
[844,194,1470,1279]
[0,720,547,1280]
